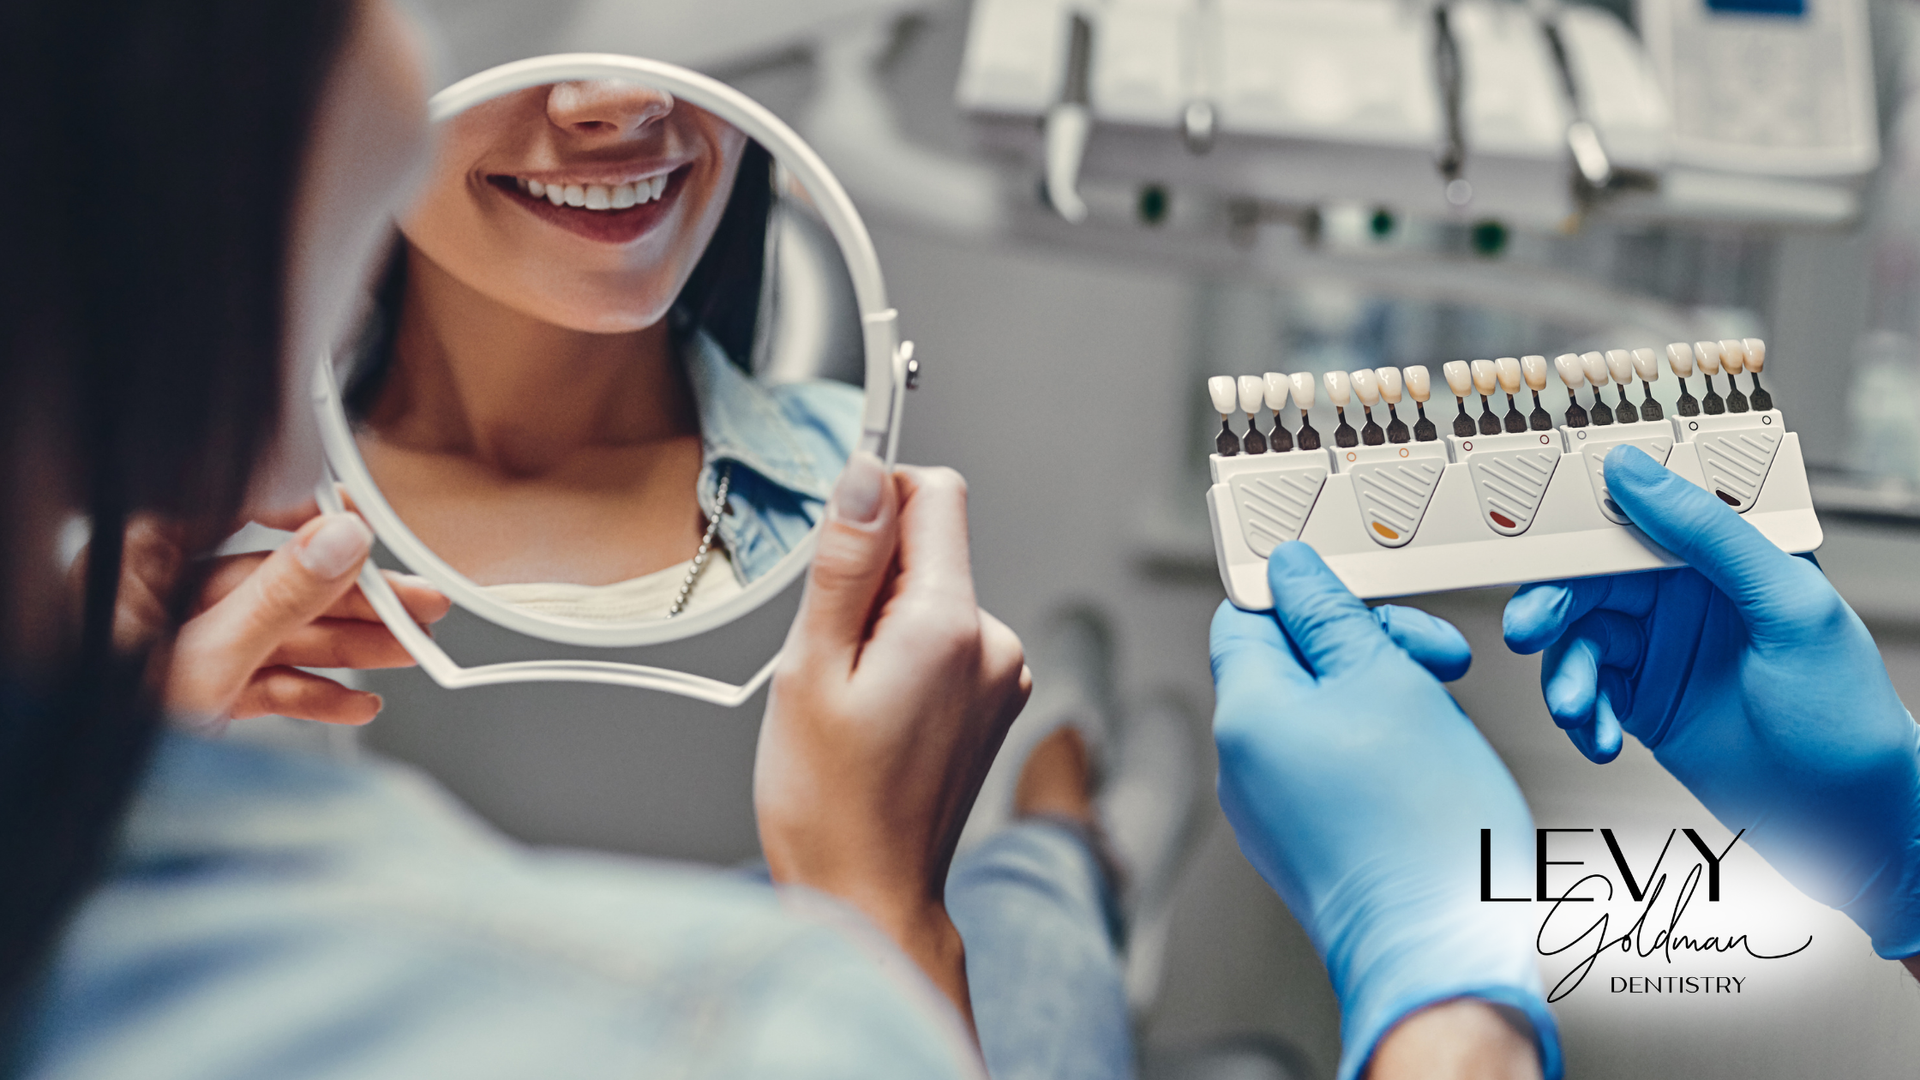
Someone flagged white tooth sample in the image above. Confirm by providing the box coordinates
[1632,348,1661,381]
[1606,349,1636,386]
[1262,372,1290,411]
[1324,370,1352,407]
[546,184,566,205]
[1404,365,1432,402]
[563,184,586,207]
[1718,339,1747,375]
[1443,361,1473,397]
[1237,375,1266,415]
[611,183,637,209]
[1289,372,1317,409]
[1520,355,1549,391]
[1495,356,1522,394]
[1469,359,1498,396]
[1554,353,1587,388]
[528,179,545,197]
[1743,338,1767,371]
[1208,376,1238,415]
[584,184,612,210]
[1666,342,1694,377]
[1375,366,1404,403]
[651,175,668,200]
[1581,351,1611,387]
[1693,340,1723,375]
[1351,369,1380,406]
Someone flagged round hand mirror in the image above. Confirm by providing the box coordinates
[312,53,909,705]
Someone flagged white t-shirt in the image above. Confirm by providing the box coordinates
[481,547,745,622]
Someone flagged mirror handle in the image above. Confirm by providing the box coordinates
[316,482,781,707]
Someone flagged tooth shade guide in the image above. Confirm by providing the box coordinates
[1270,416,1294,453]
[1453,397,1477,439]
[1208,376,1238,415]
[1611,383,1637,423]
[1372,367,1409,443]
[1203,339,1807,613]
[1701,379,1726,415]
[1242,422,1268,454]
[1413,404,1438,442]
[1296,418,1321,451]
[1733,338,1771,409]
[1374,367,1404,403]
[1715,341,1751,413]
[1333,406,1359,448]
[1640,382,1664,422]
[1528,389,1552,431]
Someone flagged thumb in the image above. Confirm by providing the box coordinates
[787,451,901,666]
[1266,541,1394,678]
[169,513,373,715]
[1603,444,1815,636]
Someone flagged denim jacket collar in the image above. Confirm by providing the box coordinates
[686,332,834,505]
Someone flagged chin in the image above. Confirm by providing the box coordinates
[546,300,675,335]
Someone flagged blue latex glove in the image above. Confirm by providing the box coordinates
[1212,543,1561,1080]
[1503,444,1920,960]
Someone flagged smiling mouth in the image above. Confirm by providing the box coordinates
[487,166,691,244]
[512,172,671,210]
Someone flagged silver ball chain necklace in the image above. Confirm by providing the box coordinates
[667,462,733,619]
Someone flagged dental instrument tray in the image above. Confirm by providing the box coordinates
[1204,340,1821,608]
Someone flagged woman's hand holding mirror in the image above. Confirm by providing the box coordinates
[119,507,450,731]
[755,454,1032,1037]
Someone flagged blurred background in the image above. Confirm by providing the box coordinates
[339,0,1920,1075]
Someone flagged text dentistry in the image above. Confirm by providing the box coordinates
[1609,976,1747,994]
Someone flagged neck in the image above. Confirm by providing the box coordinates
[369,247,699,476]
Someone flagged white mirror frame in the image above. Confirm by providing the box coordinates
[312,54,910,706]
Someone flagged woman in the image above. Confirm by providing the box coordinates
[345,79,858,620]
[1,0,1039,1075]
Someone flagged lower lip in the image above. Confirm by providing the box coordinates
[490,169,687,245]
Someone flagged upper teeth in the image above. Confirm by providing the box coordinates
[517,174,669,210]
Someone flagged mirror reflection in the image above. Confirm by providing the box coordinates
[338,79,863,624]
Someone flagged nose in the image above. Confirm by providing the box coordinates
[545,80,674,140]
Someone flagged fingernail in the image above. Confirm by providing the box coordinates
[297,514,372,579]
[830,451,885,524]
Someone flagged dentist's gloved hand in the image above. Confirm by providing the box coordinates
[1504,444,1920,960]
[1212,543,1560,1080]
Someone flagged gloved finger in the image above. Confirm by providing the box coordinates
[1211,600,1312,690]
[1541,630,1597,731]
[1505,580,1597,655]
[1596,664,1635,732]
[1540,609,1640,735]
[1601,445,1815,640]
[1265,542,1393,679]
[1566,699,1625,764]
[1503,570,1658,655]
[1373,604,1472,682]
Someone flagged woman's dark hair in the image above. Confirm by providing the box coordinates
[343,136,774,416]
[0,0,355,1054]
[674,139,774,368]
